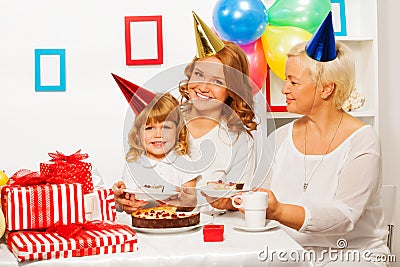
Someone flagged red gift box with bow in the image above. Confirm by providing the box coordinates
[40,150,94,194]
[7,221,138,262]
[1,169,86,231]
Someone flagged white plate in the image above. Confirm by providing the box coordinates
[233,220,280,232]
[123,188,178,201]
[200,188,249,198]
[131,213,213,234]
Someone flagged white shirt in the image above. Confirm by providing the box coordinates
[188,121,255,189]
[123,152,199,192]
[265,121,389,254]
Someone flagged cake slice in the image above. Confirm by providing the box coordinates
[207,180,244,190]
[141,184,165,193]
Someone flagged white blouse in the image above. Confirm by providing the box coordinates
[123,152,199,192]
[265,121,389,254]
[188,121,255,189]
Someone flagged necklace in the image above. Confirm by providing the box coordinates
[303,113,344,192]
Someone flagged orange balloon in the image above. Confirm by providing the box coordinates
[261,25,312,80]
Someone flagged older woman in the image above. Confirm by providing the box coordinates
[252,13,389,267]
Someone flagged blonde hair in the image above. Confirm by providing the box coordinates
[126,93,188,162]
[179,41,257,136]
[287,41,355,109]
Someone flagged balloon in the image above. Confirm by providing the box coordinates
[212,0,268,45]
[239,38,268,94]
[267,0,331,34]
[261,25,312,80]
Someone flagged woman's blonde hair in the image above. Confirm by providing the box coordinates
[179,41,257,136]
[126,93,188,162]
[287,41,355,109]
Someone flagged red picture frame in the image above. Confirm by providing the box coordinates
[266,70,287,112]
[125,15,163,65]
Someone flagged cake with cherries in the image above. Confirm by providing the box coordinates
[131,206,200,228]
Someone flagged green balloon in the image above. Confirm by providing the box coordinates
[267,0,331,33]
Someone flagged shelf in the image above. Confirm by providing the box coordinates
[336,36,374,41]
[267,110,376,119]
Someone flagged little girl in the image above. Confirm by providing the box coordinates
[113,92,199,213]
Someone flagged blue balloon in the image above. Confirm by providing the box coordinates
[212,0,268,45]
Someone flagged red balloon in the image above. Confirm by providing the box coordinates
[239,38,268,94]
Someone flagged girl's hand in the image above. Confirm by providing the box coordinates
[112,181,148,214]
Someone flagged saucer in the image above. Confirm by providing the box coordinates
[233,220,280,232]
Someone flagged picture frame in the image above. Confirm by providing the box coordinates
[125,15,163,65]
[266,71,287,112]
[330,0,347,36]
[34,49,66,92]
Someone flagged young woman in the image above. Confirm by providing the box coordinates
[178,40,258,210]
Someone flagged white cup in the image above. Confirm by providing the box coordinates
[232,191,268,228]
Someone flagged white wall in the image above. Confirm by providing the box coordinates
[378,0,400,264]
[0,0,217,187]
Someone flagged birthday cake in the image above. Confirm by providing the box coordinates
[131,206,200,228]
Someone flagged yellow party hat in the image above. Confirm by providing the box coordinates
[192,11,225,58]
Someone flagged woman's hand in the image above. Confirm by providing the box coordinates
[112,181,148,214]
[253,188,305,230]
[253,188,282,221]
[159,186,197,212]
[201,191,237,211]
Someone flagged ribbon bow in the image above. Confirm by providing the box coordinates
[8,169,66,186]
[46,221,127,238]
[48,150,89,163]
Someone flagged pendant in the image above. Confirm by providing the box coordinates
[303,183,308,192]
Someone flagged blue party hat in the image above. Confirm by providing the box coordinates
[305,11,336,62]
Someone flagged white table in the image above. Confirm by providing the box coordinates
[0,211,314,266]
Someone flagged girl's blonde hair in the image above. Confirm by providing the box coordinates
[179,41,257,136]
[287,41,355,109]
[126,93,188,162]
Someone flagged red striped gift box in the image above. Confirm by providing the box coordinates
[7,223,138,262]
[84,188,117,222]
[1,183,85,231]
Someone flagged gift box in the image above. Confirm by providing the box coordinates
[203,224,224,242]
[84,188,116,222]
[40,150,94,194]
[7,221,138,262]
[1,171,85,231]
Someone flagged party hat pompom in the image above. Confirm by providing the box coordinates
[305,11,336,62]
[111,73,156,115]
[192,11,225,58]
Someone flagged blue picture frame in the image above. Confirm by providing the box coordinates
[35,49,66,92]
[330,0,347,36]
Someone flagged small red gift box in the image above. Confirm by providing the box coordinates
[7,221,138,262]
[1,170,85,231]
[40,150,94,194]
[203,224,224,242]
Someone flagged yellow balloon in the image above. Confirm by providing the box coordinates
[0,170,9,186]
[261,25,312,80]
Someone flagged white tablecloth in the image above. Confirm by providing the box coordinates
[0,211,314,267]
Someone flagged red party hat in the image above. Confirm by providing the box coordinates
[111,73,156,115]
